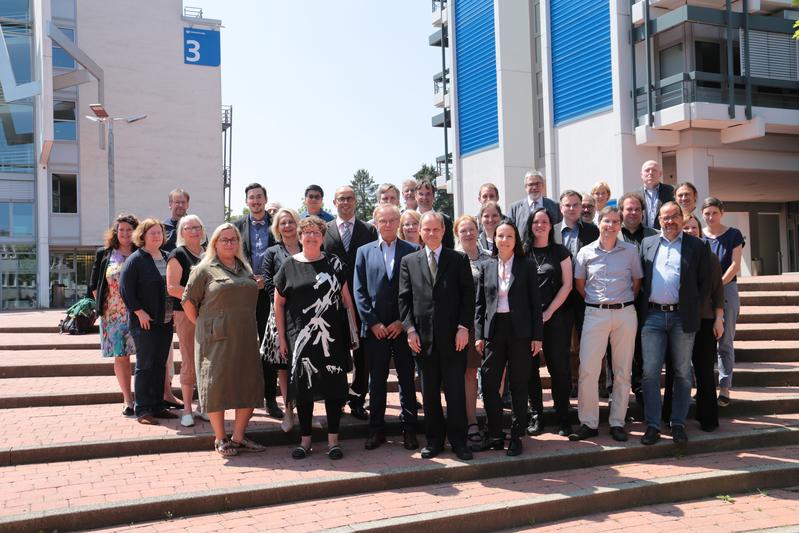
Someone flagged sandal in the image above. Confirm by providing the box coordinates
[467,424,485,452]
[230,437,266,453]
[215,438,238,457]
[292,445,312,459]
[328,444,343,460]
[717,394,731,407]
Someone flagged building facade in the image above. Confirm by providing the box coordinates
[0,0,223,310]
[440,0,799,275]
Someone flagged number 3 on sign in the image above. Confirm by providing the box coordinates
[185,39,200,62]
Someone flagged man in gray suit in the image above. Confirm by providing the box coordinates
[508,170,561,242]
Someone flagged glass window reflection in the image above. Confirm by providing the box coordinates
[11,203,33,236]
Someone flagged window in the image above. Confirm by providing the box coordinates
[0,0,30,21]
[0,203,9,236]
[53,101,76,141]
[52,173,78,213]
[11,202,33,236]
[695,41,721,74]
[52,27,75,69]
[659,44,684,80]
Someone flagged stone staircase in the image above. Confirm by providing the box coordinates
[1,274,799,532]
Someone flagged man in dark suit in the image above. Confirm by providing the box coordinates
[640,160,675,230]
[354,204,419,451]
[508,170,561,242]
[399,211,475,460]
[639,202,710,446]
[414,179,454,248]
[232,183,281,419]
[323,185,378,420]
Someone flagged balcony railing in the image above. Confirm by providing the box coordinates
[635,70,799,118]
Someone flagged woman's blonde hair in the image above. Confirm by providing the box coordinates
[453,214,478,244]
[175,214,205,248]
[131,218,164,248]
[398,210,421,242]
[591,181,611,197]
[270,208,300,242]
[196,223,252,274]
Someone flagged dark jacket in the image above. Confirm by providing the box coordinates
[398,247,475,357]
[119,248,170,331]
[554,220,599,311]
[89,247,112,314]
[323,217,378,292]
[508,196,562,242]
[640,183,676,230]
[260,242,300,303]
[232,213,273,264]
[475,256,544,342]
[639,232,710,333]
[353,238,419,337]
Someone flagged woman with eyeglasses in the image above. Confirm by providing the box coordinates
[398,210,422,247]
[166,214,206,427]
[182,223,266,457]
[274,216,357,460]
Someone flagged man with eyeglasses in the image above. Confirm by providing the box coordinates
[162,188,190,253]
[508,170,561,243]
[233,183,282,419]
[323,186,378,420]
[301,184,334,222]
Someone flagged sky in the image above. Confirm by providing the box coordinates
[188,1,445,214]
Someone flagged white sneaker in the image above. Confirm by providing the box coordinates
[180,414,195,427]
[193,411,210,421]
[281,410,295,433]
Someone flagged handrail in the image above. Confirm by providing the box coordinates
[183,6,203,18]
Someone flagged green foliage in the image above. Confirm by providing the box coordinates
[414,163,454,218]
[794,1,799,39]
[225,206,249,222]
[717,494,736,504]
[350,169,378,221]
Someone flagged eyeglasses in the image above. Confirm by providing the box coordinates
[183,226,203,232]
[301,231,323,237]
[335,196,355,203]
[377,218,399,225]
[306,194,322,200]
[218,238,239,246]
[659,214,681,222]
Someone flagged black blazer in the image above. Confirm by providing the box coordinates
[260,242,300,302]
[323,218,378,290]
[638,233,710,334]
[508,196,562,242]
[474,256,544,342]
[119,248,170,330]
[232,213,273,265]
[640,183,675,230]
[353,238,419,337]
[89,247,112,313]
[398,247,475,357]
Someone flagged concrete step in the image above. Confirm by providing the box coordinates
[738,306,799,324]
[513,485,799,532]
[739,291,799,307]
[736,323,799,342]
[733,362,799,387]
[10,439,798,533]
[736,341,799,362]
[0,333,179,351]
[737,274,799,292]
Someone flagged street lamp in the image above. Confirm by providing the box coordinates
[85,104,147,226]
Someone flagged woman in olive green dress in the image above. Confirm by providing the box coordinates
[183,223,265,457]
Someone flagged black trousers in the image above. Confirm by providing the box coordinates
[297,400,342,436]
[256,291,277,402]
[133,322,173,417]
[418,341,467,449]
[365,334,418,432]
[349,315,368,408]
[530,307,573,426]
[663,319,718,428]
[482,315,532,440]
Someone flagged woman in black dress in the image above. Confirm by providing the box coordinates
[260,208,302,433]
[274,216,357,460]
[523,207,574,437]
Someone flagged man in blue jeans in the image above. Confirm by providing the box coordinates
[639,202,711,445]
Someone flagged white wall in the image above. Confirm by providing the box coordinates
[555,111,619,196]
[460,146,503,214]
[77,0,223,244]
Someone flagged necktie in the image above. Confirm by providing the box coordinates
[428,249,438,279]
[341,221,352,252]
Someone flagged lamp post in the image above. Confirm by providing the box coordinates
[86,104,147,226]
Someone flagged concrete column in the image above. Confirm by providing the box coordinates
[676,147,712,208]
[33,0,54,308]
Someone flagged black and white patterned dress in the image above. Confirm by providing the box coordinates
[274,253,349,404]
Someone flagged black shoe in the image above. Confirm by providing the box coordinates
[349,403,369,421]
[526,418,544,436]
[640,426,661,445]
[486,437,504,451]
[568,424,598,441]
[557,423,573,437]
[610,426,628,442]
[163,400,184,410]
[403,430,419,450]
[265,399,284,419]
[364,432,386,450]
[453,446,473,461]
[506,437,523,456]
[700,422,718,433]
[122,406,135,417]
[153,409,179,419]
[672,425,688,444]
[569,385,578,399]
[421,444,443,459]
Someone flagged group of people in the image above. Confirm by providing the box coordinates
[89,159,743,460]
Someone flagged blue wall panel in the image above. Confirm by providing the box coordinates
[550,0,612,125]
[454,0,498,155]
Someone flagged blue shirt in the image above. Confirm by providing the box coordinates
[561,223,580,257]
[644,185,660,227]
[650,233,682,305]
[248,215,270,275]
[574,239,643,305]
[300,209,335,222]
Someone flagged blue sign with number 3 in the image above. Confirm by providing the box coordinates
[184,28,220,67]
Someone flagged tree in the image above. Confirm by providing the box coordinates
[350,168,378,221]
[414,163,454,218]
